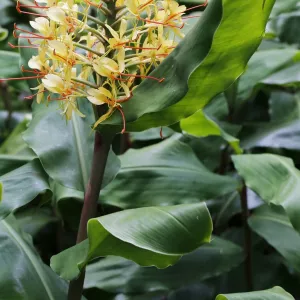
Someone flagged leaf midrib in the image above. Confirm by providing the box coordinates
[2,219,55,300]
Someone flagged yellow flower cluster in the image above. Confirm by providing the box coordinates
[6,0,205,132]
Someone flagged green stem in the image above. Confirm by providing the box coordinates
[67,129,111,300]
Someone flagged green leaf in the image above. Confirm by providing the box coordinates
[232,154,300,232]
[0,118,36,176]
[0,51,21,79]
[15,207,58,237]
[216,286,293,300]
[275,11,300,44]
[23,101,120,191]
[0,215,68,300]
[84,237,243,293]
[102,137,239,209]
[261,63,300,87]
[0,154,34,177]
[51,203,212,280]
[0,118,34,156]
[180,110,242,154]
[101,0,275,131]
[236,48,298,103]
[249,205,300,272]
[0,160,50,220]
[270,0,300,17]
[240,92,300,150]
[0,27,8,41]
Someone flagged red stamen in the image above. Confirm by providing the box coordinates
[16,1,47,17]
[185,1,208,12]
[119,72,165,83]
[116,92,133,103]
[8,42,39,49]
[124,44,161,50]
[84,0,103,9]
[21,65,44,74]
[138,16,184,29]
[24,89,45,100]
[160,127,164,139]
[116,106,126,134]
[14,24,52,40]
[138,0,154,10]
[182,15,200,19]
[0,75,44,82]
[47,94,68,101]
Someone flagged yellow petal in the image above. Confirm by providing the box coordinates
[106,24,120,40]
[47,7,66,23]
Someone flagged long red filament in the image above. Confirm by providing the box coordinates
[185,1,208,12]
[84,0,103,9]
[0,75,44,82]
[24,89,45,100]
[124,44,161,50]
[8,42,39,49]
[116,106,126,134]
[14,24,51,40]
[119,72,164,83]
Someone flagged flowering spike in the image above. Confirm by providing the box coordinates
[3,0,185,133]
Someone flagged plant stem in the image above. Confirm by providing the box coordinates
[67,130,111,300]
[240,183,253,291]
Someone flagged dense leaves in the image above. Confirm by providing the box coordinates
[0,215,68,300]
[232,154,300,232]
[102,137,239,208]
[1,0,299,299]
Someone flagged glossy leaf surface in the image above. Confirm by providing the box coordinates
[51,203,212,280]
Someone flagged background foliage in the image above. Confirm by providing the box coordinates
[1,0,300,299]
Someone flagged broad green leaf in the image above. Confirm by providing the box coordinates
[240,92,300,150]
[0,118,34,156]
[84,237,243,293]
[237,48,298,103]
[0,51,21,79]
[101,0,275,132]
[270,0,300,17]
[102,137,239,209]
[0,160,50,220]
[249,205,300,272]
[180,110,242,154]
[51,203,212,280]
[262,63,300,87]
[0,215,68,300]
[0,154,34,176]
[0,118,36,175]
[214,191,241,228]
[23,101,120,191]
[216,286,293,300]
[0,0,13,26]
[275,11,300,44]
[232,154,300,232]
[15,207,58,237]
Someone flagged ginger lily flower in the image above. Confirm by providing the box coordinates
[0,0,208,133]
